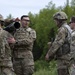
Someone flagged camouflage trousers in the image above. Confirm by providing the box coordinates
[57,59,70,75]
[0,66,16,75]
[13,58,34,75]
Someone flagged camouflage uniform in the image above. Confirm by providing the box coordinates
[67,16,75,75]
[0,28,15,75]
[13,26,36,75]
[69,27,75,75]
[46,12,71,75]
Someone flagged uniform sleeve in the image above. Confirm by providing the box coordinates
[70,32,75,60]
[16,38,33,46]
[7,32,13,38]
[0,31,11,58]
[47,27,67,57]
[5,31,15,49]
[16,30,36,46]
[3,30,13,39]
[30,29,36,41]
[0,36,6,58]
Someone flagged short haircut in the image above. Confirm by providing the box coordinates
[71,16,75,23]
[21,15,29,20]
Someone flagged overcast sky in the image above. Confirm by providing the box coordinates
[0,0,71,19]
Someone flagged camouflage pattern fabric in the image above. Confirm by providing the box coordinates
[70,30,75,60]
[69,30,75,75]
[13,58,34,75]
[47,23,70,59]
[47,22,71,75]
[0,28,16,75]
[13,27,36,75]
[0,67,15,75]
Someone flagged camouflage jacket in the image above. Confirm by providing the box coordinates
[13,27,36,58]
[47,22,71,60]
[0,28,13,67]
[70,30,75,60]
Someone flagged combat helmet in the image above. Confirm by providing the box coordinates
[53,11,68,20]
[0,14,4,22]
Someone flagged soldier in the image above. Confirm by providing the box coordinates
[69,16,75,75]
[45,11,72,75]
[13,15,36,75]
[0,14,16,75]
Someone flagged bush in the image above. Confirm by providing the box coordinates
[33,60,57,75]
[34,60,50,71]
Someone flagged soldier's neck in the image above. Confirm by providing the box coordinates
[23,26,29,29]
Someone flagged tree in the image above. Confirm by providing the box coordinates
[70,0,75,15]
[29,1,58,60]
[6,14,13,19]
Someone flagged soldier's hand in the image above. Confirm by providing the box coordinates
[45,54,50,61]
[47,42,51,48]
[72,64,75,68]
[7,38,16,44]
[15,17,20,22]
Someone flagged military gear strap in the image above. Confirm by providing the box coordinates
[56,25,72,58]
[63,25,72,43]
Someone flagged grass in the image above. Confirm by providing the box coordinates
[33,60,57,75]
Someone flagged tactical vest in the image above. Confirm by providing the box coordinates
[56,25,72,58]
